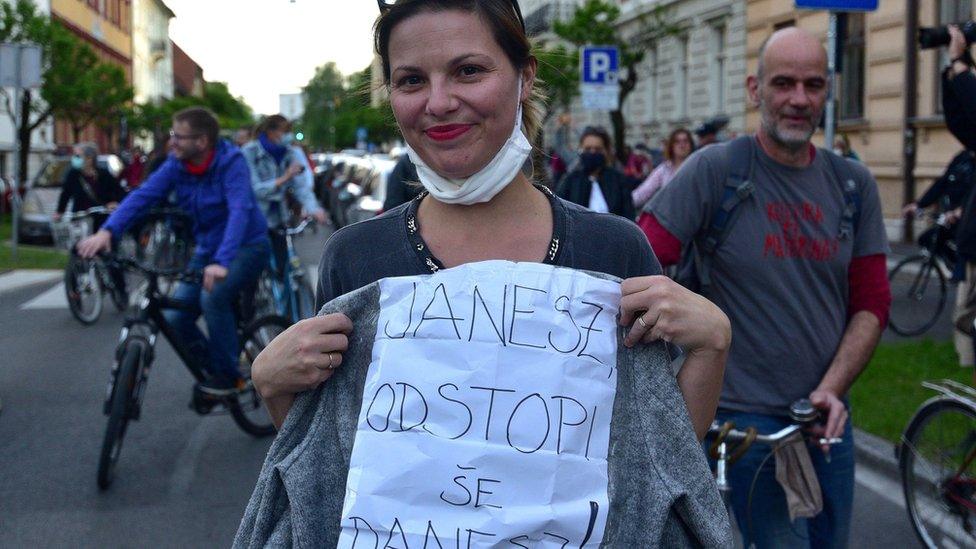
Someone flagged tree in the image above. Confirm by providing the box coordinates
[300,62,345,149]
[554,0,676,162]
[51,60,133,143]
[534,44,579,122]
[200,81,254,131]
[129,83,254,148]
[0,0,121,184]
[299,63,398,150]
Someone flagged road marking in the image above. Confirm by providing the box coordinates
[168,419,218,497]
[856,464,972,547]
[0,270,61,296]
[19,282,67,309]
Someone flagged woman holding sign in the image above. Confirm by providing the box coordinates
[251,0,728,443]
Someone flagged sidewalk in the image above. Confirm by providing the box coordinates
[0,269,60,296]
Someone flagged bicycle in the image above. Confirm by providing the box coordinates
[888,211,959,337]
[56,207,128,325]
[706,399,844,542]
[255,216,316,324]
[96,254,290,490]
[899,379,976,548]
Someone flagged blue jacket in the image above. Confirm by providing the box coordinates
[103,140,269,267]
[241,140,322,227]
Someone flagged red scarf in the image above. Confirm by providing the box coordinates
[183,148,215,176]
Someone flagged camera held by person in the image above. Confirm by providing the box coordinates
[920,19,976,50]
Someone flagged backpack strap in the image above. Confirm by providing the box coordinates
[695,136,756,291]
[822,150,861,241]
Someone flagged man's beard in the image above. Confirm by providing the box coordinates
[759,99,821,152]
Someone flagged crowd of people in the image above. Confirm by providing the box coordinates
[70,107,326,396]
[53,0,976,545]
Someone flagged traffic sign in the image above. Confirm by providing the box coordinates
[795,0,878,11]
[580,46,620,111]
[581,46,619,84]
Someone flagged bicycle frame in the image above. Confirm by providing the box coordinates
[266,219,311,323]
[118,271,210,384]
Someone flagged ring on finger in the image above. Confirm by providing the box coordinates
[637,315,648,329]
[327,352,336,369]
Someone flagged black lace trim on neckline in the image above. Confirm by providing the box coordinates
[404,184,563,273]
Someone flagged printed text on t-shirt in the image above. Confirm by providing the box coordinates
[763,201,839,261]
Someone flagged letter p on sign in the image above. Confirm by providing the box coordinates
[581,46,619,85]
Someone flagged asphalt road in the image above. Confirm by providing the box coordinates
[0,225,956,547]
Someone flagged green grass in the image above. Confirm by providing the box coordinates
[850,339,972,443]
[0,213,68,271]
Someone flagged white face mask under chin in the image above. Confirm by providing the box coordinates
[406,82,532,206]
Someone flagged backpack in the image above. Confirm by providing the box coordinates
[676,136,862,295]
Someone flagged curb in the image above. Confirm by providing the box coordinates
[854,427,900,480]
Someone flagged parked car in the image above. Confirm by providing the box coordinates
[344,158,397,225]
[18,154,124,244]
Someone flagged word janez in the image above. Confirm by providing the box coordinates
[382,281,612,364]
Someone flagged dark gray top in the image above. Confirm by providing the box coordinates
[647,138,889,415]
[234,276,732,548]
[315,187,661,309]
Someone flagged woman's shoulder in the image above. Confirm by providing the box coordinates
[321,202,412,262]
[556,198,660,277]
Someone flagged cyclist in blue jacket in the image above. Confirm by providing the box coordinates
[78,107,272,395]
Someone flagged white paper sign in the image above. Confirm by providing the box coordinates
[338,261,621,548]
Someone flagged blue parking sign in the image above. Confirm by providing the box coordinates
[795,0,878,11]
[581,46,619,85]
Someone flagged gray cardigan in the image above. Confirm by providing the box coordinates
[233,275,732,548]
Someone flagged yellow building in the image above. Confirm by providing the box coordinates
[746,0,972,240]
[50,0,133,151]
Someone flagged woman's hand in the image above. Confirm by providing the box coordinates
[253,313,353,428]
[618,275,731,356]
[618,275,730,439]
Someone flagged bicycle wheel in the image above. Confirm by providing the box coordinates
[229,315,290,437]
[65,254,104,325]
[253,268,280,319]
[900,397,976,547]
[888,254,947,337]
[97,340,146,490]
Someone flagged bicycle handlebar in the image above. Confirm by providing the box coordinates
[59,206,110,221]
[707,421,844,447]
[285,217,313,236]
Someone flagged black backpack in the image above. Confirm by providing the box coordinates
[676,136,862,295]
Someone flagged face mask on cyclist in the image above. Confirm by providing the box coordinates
[280,133,294,146]
[71,155,84,170]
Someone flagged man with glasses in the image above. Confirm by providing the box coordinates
[78,107,271,396]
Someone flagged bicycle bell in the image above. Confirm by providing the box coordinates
[789,398,819,424]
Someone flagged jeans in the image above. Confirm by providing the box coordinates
[163,240,270,381]
[710,409,855,549]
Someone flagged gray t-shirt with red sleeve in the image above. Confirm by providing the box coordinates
[647,137,889,416]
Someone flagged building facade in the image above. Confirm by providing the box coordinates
[532,0,747,156]
[171,41,203,98]
[745,0,973,238]
[130,0,173,105]
[50,0,133,152]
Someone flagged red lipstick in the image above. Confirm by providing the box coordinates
[425,124,471,141]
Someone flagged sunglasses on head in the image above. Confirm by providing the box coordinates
[376,0,525,31]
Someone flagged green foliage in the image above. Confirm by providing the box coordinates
[130,83,254,146]
[0,0,136,181]
[299,62,399,150]
[534,44,578,116]
[0,214,67,270]
[849,339,972,443]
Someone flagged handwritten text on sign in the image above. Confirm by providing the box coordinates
[338,261,621,548]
